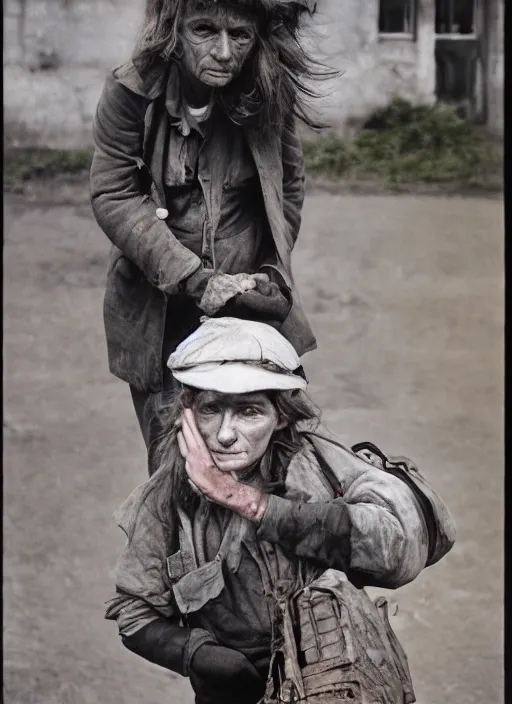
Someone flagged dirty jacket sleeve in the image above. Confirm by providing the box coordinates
[257,451,430,589]
[105,472,215,672]
[281,114,305,248]
[255,115,304,296]
[90,72,201,294]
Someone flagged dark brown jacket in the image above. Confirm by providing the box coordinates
[90,60,316,393]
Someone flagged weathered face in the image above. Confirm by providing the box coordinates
[180,2,258,89]
[193,390,287,473]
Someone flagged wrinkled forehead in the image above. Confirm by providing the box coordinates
[183,0,260,26]
[194,389,273,409]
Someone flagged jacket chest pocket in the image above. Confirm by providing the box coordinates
[222,159,258,191]
[166,547,197,585]
[170,557,226,616]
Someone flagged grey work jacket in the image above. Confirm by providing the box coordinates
[90,60,316,393]
[106,426,455,664]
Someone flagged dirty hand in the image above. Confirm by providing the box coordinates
[177,409,268,521]
[222,283,291,323]
[177,408,241,502]
[199,272,258,317]
[249,272,272,294]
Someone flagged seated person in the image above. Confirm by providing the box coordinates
[106,317,455,704]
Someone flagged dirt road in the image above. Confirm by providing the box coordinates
[3,184,503,704]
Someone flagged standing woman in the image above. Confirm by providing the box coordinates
[90,0,324,457]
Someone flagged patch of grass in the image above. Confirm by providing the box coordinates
[4,147,93,190]
[303,98,503,191]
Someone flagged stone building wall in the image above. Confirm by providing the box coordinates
[3,0,503,148]
[486,0,504,135]
[4,0,142,147]
[304,0,436,135]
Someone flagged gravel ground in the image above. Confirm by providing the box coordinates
[3,184,504,704]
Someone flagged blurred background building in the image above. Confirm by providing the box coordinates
[3,0,503,148]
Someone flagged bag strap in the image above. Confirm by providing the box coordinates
[313,449,345,498]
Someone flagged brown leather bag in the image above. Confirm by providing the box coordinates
[262,437,454,703]
[263,439,440,704]
[264,569,415,704]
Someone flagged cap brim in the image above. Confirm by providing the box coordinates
[171,362,307,394]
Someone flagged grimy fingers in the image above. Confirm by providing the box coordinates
[251,273,270,285]
[181,409,201,447]
[248,273,271,295]
[182,408,209,453]
[240,278,257,292]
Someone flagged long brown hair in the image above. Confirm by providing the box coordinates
[133,0,334,128]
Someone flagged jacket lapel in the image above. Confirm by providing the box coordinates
[114,59,167,100]
[244,126,292,273]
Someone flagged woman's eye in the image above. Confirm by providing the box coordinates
[231,29,251,41]
[193,24,215,36]
[199,405,219,415]
[242,407,259,418]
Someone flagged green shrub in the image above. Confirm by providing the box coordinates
[302,98,502,189]
[4,147,92,188]
[301,137,352,179]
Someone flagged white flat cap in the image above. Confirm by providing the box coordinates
[167,317,307,393]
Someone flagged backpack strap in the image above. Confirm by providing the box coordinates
[313,449,345,498]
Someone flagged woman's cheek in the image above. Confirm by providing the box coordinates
[195,416,217,444]
[237,46,254,71]
[244,417,278,448]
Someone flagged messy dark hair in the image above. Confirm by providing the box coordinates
[133,0,333,128]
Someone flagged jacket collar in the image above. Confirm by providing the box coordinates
[114,59,212,137]
[113,58,168,100]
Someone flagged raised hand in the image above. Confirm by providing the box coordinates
[177,408,240,502]
[177,408,268,521]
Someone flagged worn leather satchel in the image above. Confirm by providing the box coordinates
[262,438,454,704]
[264,569,415,704]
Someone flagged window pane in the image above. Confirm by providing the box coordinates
[436,0,475,34]
[379,0,414,33]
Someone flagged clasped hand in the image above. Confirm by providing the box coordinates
[199,272,269,316]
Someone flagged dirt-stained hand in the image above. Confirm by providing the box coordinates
[199,273,257,317]
[177,408,242,503]
[177,409,268,522]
